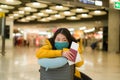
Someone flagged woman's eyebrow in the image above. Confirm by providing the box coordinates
[62,38,67,40]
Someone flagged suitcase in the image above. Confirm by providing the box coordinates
[39,63,74,80]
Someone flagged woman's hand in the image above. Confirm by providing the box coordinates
[62,50,75,61]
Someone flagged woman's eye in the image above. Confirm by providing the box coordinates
[56,38,60,41]
[63,39,67,41]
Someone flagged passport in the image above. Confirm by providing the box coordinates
[69,42,79,62]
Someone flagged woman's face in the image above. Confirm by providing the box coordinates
[55,33,68,42]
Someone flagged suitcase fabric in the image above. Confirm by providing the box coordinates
[39,63,74,80]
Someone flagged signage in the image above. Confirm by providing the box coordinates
[114,1,120,9]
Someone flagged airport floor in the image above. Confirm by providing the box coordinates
[0,47,120,80]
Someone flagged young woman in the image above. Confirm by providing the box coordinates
[36,28,84,80]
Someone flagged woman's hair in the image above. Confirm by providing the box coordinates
[49,28,77,49]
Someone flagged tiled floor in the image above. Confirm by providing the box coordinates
[0,47,120,80]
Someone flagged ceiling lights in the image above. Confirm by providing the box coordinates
[13,11,25,15]
[41,9,58,14]
[50,5,69,11]
[38,18,50,22]
[18,18,29,22]
[60,11,75,16]
[0,0,107,23]
[47,17,57,21]
[18,7,37,12]
[66,16,80,20]
[0,0,21,5]
[37,0,52,4]
[77,14,93,18]
[50,14,65,19]
[33,12,49,17]
[0,5,14,9]
[71,8,89,13]
[0,8,9,13]
[26,2,48,9]
[89,10,107,16]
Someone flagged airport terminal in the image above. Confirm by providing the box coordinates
[0,0,120,80]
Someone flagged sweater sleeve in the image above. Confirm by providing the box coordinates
[36,40,62,59]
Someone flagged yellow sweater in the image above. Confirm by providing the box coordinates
[36,39,84,78]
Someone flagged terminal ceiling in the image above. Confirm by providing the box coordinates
[0,0,108,23]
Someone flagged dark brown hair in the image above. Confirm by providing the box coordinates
[49,28,77,49]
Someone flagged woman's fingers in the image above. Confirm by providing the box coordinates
[69,52,76,61]
[62,51,76,62]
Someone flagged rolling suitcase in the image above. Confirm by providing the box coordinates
[39,63,74,80]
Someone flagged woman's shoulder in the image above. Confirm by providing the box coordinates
[44,39,51,45]
[40,39,52,49]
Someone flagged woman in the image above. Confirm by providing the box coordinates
[36,28,84,80]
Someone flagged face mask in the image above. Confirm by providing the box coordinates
[55,42,69,50]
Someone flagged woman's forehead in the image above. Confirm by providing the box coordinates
[56,33,66,37]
